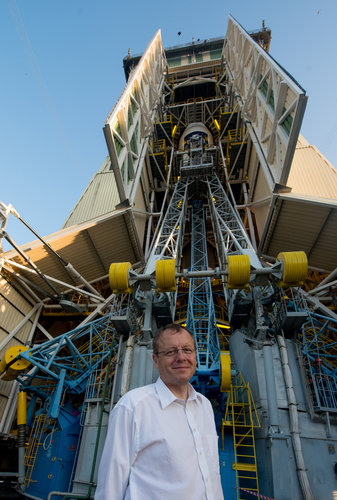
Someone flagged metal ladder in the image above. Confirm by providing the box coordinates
[24,414,53,487]
[222,373,260,500]
[187,97,204,124]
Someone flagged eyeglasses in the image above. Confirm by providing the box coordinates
[155,347,196,358]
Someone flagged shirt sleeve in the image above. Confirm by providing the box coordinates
[95,403,135,500]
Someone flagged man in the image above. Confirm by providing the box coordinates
[95,323,224,500]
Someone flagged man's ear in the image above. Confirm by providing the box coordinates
[152,353,159,368]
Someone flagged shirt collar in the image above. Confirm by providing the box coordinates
[155,377,199,409]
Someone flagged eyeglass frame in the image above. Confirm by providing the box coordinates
[154,346,197,358]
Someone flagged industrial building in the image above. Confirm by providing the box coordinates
[1,15,337,499]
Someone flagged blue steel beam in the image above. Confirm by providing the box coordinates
[279,288,337,413]
[187,200,220,377]
[17,314,119,395]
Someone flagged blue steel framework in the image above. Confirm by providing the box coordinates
[15,309,125,424]
[301,311,337,412]
[12,310,123,499]
[187,200,220,388]
[277,288,337,414]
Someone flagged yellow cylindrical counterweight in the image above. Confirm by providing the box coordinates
[220,351,231,392]
[276,251,308,288]
[109,262,132,293]
[226,254,250,289]
[0,346,31,381]
[156,259,176,292]
[17,391,27,426]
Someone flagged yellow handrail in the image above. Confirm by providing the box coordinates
[24,414,53,487]
[222,372,260,499]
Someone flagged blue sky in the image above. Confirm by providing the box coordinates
[1,0,336,248]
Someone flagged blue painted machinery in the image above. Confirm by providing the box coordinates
[187,200,221,392]
[11,313,120,499]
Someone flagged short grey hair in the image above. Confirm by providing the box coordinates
[153,324,196,354]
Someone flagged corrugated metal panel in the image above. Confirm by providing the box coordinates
[134,212,147,248]
[256,136,337,272]
[252,164,271,201]
[0,276,36,352]
[253,203,270,240]
[63,157,120,228]
[287,135,337,200]
[0,311,32,348]
[309,208,337,269]
[0,380,13,402]
[2,209,144,296]
[0,394,10,421]
[267,200,327,251]
[0,379,16,430]
[262,197,337,271]
[0,275,34,314]
[0,275,37,427]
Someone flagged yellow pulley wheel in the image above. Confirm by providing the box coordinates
[156,259,176,292]
[226,254,250,289]
[220,351,231,392]
[109,262,132,294]
[0,345,31,381]
[276,251,308,288]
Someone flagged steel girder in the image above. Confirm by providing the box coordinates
[186,200,220,375]
[16,314,120,402]
[135,177,189,326]
[145,177,189,275]
[207,172,260,270]
[207,172,267,325]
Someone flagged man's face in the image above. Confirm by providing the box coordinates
[152,329,197,392]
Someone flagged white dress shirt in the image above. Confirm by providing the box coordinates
[95,378,224,500]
